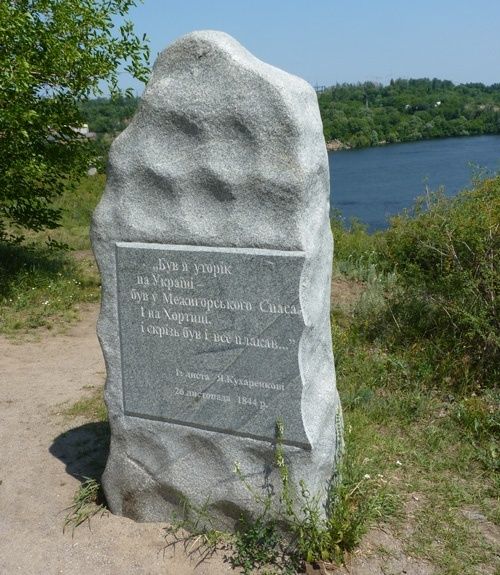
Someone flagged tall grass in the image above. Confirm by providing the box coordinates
[333,176,499,391]
[381,178,499,388]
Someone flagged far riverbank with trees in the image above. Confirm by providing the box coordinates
[80,78,500,152]
[319,78,500,149]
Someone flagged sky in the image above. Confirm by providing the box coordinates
[120,0,500,94]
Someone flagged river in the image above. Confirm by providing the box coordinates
[329,134,500,231]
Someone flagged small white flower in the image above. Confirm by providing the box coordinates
[396,460,402,466]
[42,300,49,305]
[363,474,371,480]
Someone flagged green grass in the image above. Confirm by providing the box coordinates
[48,174,106,250]
[64,478,106,533]
[0,175,104,335]
[62,386,108,422]
[0,242,100,334]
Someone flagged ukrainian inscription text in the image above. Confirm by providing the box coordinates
[115,242,308,445]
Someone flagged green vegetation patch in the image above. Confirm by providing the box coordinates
[0,176,104,336]
[319,79,500,148]
[380,176,500,387]
[334,175,500,391]
[62,386,108,423]
[64,478,106,533]
[329,179,499,574]
[50,174,106,250]
[80,96,140,136]
[0,242,100,335]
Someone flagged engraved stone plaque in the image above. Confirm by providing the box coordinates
[116,242,308,447]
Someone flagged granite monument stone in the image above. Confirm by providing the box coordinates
[91,30,342,527]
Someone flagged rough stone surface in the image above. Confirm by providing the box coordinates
[91,30,342,528]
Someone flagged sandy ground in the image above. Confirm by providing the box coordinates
[0,306,234,575]
[0,299,446,574]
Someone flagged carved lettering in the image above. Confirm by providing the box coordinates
[116,242,306,444]
[259,300,300,315]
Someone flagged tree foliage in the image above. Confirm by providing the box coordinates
[80,95,140,135]
[79,78,500,154]
[319,79,500,148]
[0,0,149,242]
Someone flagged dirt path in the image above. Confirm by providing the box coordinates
[0,305,233,575]
[0,303,440,575]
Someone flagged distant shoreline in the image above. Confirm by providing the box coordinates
[326,132,500,153]
[325,139,349,151]
[326,138,389,152]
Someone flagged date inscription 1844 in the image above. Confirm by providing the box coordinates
[116,242,308,447]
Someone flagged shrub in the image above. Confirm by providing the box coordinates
[379,177,499,387]
[331,212,384,281]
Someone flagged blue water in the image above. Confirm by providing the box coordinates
[329,135,500,231]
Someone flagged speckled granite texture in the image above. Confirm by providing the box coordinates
[91,30,342,529]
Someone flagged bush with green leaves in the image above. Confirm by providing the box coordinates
[0,0,149,243]
[331,212,385,281]
[331,175,499,390]
[378,177,499,387]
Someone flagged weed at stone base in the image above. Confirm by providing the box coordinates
[163,497,229,563]
[270,420,396,570]
[164,421,394,574]
[63,477,106,534]
[230,514,285,575]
